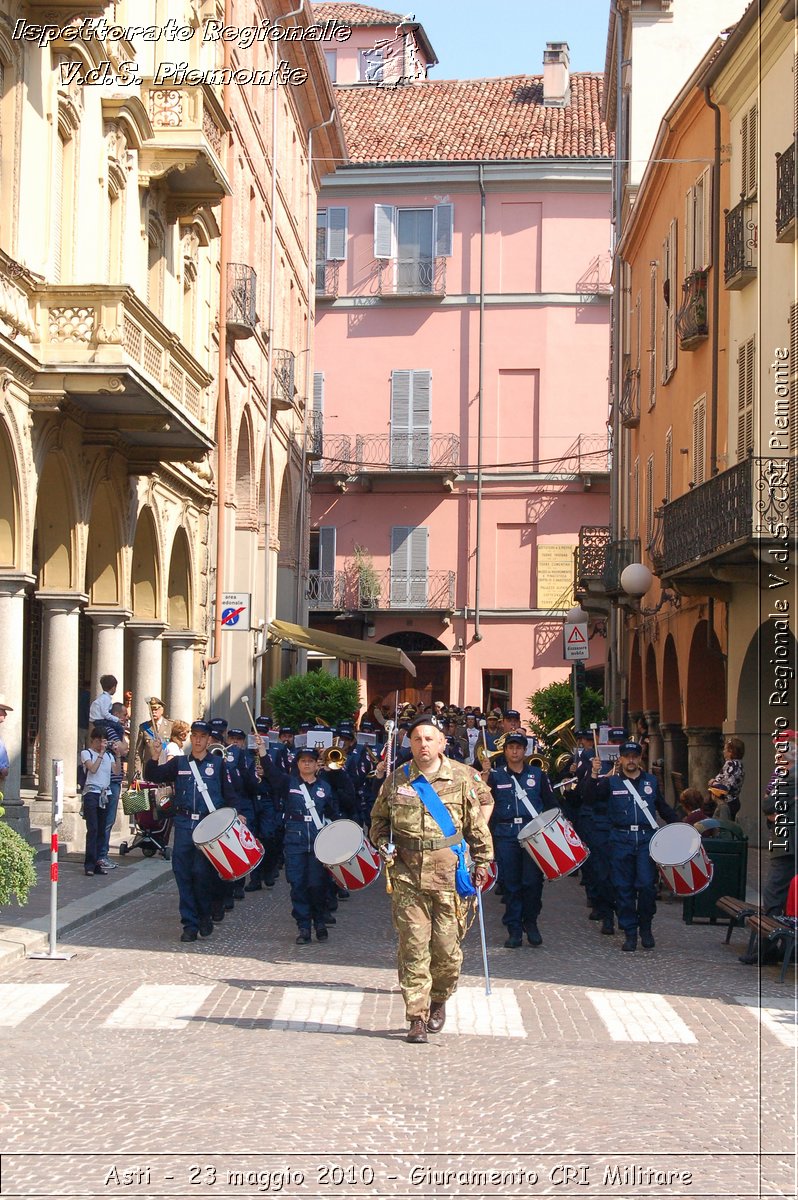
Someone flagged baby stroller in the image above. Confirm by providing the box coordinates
[119,781,173,860]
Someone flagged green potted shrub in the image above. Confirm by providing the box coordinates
[266,672,361,730]
[353,545,381,608]
[0,802,37,909]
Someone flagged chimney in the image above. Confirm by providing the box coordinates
[543,42,570,107]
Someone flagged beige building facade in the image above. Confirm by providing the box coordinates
[0,0,343,843]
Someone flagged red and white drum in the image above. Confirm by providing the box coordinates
[649,824,713,897]
[478,860,499,893]
[518,808,590,881]
[192,807,264,881]
[313,819,382,892]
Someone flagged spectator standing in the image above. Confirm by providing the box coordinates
[80,729,113,876]
[96,701,129,869]
[708,737,745,820]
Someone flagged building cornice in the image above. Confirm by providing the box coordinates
[320,161,612,194]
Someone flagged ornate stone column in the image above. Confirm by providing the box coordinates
[163,631,198,724]
[644,709,663,765]
[659,722,688,806]
[127,621,167,735]
[0,575,34,804]
[684,725,723,793]
[35,592,88,811]
[86,607,130,701]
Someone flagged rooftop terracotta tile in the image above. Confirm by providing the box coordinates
[312,2,407,24]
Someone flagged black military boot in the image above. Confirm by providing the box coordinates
[621,933,637,952]
[601,916,615,935]
[640,926,655,949]
[526,921,543,946]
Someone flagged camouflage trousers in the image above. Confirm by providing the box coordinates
[391,879,466,1020]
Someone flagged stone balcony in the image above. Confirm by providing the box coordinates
[31,283,214,464]
[139,82,230,209]
[307,569,456,611]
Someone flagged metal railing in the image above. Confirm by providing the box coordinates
[576,526,611,586]
[656,456,797,575]
[227,263,257,337]
[602,539,640,595]
[676,269,709,348]
[272,349,295,408]
[377,257,447,297]
[316,432,459,473]
[724,199,757,286]
[306,410,323,459]
[315,260,340,299]
[306,570,348,609]
[776,141,795,240]
[620,368,640,427]
[543,433,612,478]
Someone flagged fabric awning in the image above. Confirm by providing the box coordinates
[266,620,416,676]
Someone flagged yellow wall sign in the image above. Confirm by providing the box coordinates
[537,545,575,610]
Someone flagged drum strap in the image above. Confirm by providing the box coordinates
[510,773,539,820]
[621,779,658,830]
[298,783,326,831]
[188,759,217,814]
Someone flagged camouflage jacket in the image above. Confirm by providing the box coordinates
[370,756,493,892]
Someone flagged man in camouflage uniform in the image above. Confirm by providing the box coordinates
[370,716,493,1044]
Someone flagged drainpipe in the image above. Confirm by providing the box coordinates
[296,109,337,630]
[703,84,722,652]
[204,0,232,681]
[474,163,486,643]
[262,0,305,687]
[608,2,624,720]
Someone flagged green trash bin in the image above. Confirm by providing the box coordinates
[681,820,748,924]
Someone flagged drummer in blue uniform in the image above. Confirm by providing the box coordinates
[145,719,239,943]
[256,740,340,944]
[568,730,616,936]
[274,725,298,773]
[584,740,678,951]
[245,716,283,891]
[483,730,556,948]
[221,727,260,900]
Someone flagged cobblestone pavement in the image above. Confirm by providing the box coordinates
[0,858,795,1200]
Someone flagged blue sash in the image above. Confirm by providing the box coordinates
[403,765,476,897]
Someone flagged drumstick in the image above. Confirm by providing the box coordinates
[241,695,259,737]
[590,722,599,757]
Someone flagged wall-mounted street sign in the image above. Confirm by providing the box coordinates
[221,592,251,631]
[563,621,589,661]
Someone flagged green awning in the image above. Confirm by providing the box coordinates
[267,620,416,676]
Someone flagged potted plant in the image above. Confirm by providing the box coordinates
[353,545,381,608]
[0,802,37,909]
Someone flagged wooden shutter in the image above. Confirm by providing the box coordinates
[408,526,428,606]
[648,264,657,405]
[736,339,755,461]
[434,203,453,257]
[319,527,336,576]
[645,456,654,544]
[664,428,672,503]
[684,188,694,274]
[701,167,712,269]
[390,370,412,466]
[632,458,639,538]
[741,104,757,198]
[692,397,706,485]
[326,207,348,260]
[313,370,324,415]
[411,370,431,465]
[390,526,411,604]
[665,219,677,378]
[374,204,395,258]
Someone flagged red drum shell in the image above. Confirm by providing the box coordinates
[518,808,590,880]
[192,808,264,881]
[313,819,382,892]
[649,824,714,897]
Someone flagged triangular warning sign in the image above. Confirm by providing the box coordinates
[567,625,586,644]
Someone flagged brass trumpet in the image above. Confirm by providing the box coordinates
[208,744,226,757]
[320,746,346,770]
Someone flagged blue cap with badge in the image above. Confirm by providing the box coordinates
[296,745,319,759]
[190,720,211,734]
[619,741,642,755]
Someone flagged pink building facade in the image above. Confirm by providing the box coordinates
[309,5,612,716]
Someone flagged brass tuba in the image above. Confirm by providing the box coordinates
[320,746,346,770]
[475,732,506,766]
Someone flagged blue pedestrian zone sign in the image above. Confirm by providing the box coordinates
[220,592,251,631]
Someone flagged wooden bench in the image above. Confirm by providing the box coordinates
[715,895,761,944]
[741,913,798,983]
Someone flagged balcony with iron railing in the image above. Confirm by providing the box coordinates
[776,141,796,241]
[306,410,323,460]
[316,432,459,475]
[315,261,340,300]
[651,456,796,577]
[602,538,641,595]
[724,198,757,288]
[306,568,456,611]
[376,257,447,298]
[271,349,296,410]
[575,526,611,589]
[676,269,709,349]
[139,81,230,201]
[227,263,257,338]
[620,368,640,427]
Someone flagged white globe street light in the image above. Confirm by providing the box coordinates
[620,562,653,598]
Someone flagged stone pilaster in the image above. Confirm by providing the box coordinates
[0,575,34,804]
[684,725,723,793]
[163,631,198,724]
[644,710,663,766]
[86,607,130,701]
[127,621,167,734]
[659,722,689,806]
